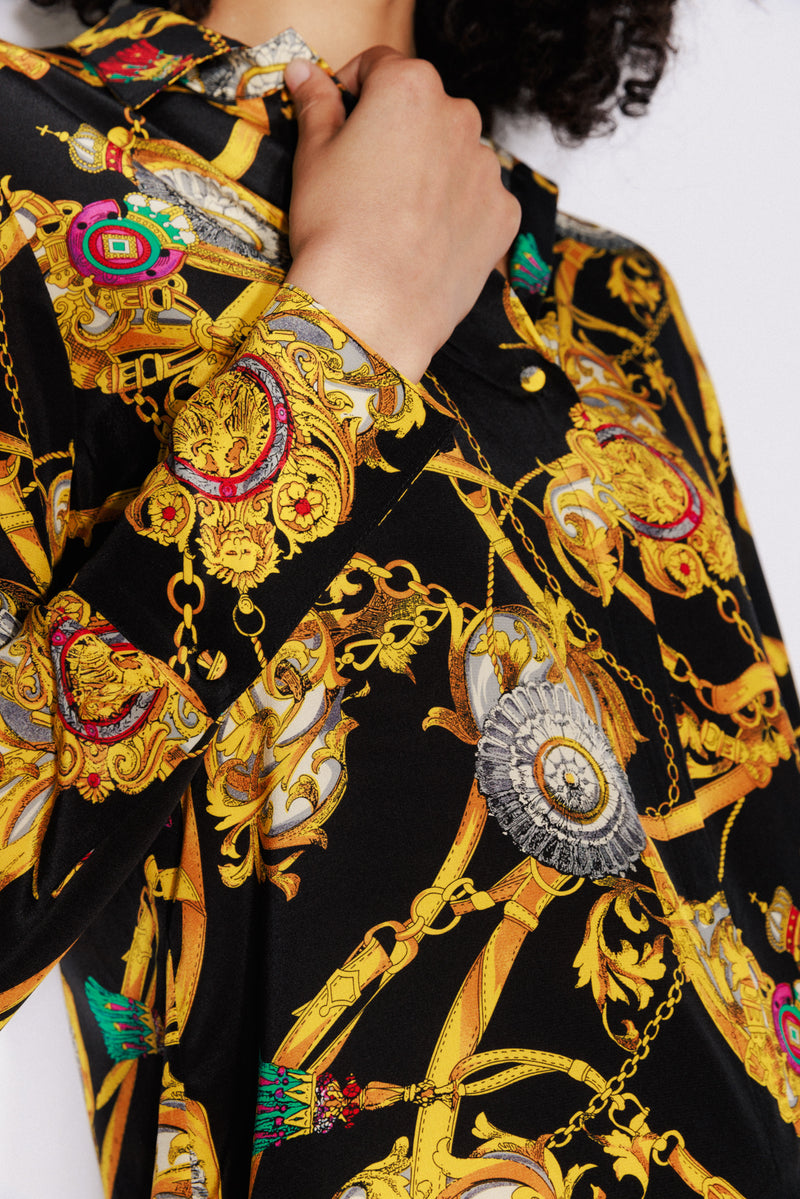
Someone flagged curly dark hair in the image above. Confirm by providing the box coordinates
[31,0,677,139]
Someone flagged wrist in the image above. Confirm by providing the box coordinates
[284,257,438,383]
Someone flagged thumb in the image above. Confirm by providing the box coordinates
[285,59,346,150]
[336,44,407,97]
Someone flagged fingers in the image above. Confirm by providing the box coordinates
[282,44,517,380]
[285,58,346,154]
[335,44,407,97]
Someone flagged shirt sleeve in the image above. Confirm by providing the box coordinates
[0,221,429,1019]
[657,259,800,730]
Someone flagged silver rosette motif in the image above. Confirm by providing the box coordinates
[475,681,645,878]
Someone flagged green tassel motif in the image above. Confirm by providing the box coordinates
[84,975,159,1062]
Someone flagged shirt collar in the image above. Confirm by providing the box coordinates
[68,5,558,317]
[183,27,322,103]
[70,3,234,108]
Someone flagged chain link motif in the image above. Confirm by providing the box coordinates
[717,796,747,883]
[484,544,504,689]
[123,388,168,438]
[432,374,683,811]
[167,551,205,679]
[711,580,765,662]
[615,297,672,367]
[660,640,713,701]
[581,629,683,817]
[122,105,149,140]
[547,964,685,1149]
[0,270,48,504]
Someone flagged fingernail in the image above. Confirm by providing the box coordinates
[285,58,312,91]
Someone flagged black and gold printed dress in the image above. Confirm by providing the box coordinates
[0,5,799,1196]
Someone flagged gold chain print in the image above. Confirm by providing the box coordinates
[2,18,798,1196]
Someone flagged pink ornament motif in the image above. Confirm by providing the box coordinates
[66,199,185,286]
[772,981,800,1074]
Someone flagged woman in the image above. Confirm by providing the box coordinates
[1,1,799,1195]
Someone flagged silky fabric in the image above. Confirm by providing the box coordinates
[0,6,799,1196]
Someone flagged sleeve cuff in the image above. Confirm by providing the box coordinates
[71,284,435,714]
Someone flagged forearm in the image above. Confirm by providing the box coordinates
[0,282,437,1008]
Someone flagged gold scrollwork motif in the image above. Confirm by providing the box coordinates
[645,840,800,1135]
[204,609,355,896]
[521,241,738,607]
[204,556,464,896]
[544,406,737,606]
[129,291,426,660]
[0,593,210,896]
[149,1065,221,1199]
[574,877,671,1052]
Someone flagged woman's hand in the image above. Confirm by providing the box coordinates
[283,48,521,382]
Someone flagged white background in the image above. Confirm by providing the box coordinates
[0,0,798,1193]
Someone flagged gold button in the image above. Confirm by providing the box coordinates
[520,365,546,393]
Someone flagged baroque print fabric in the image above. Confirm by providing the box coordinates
[0,6,799,1197]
